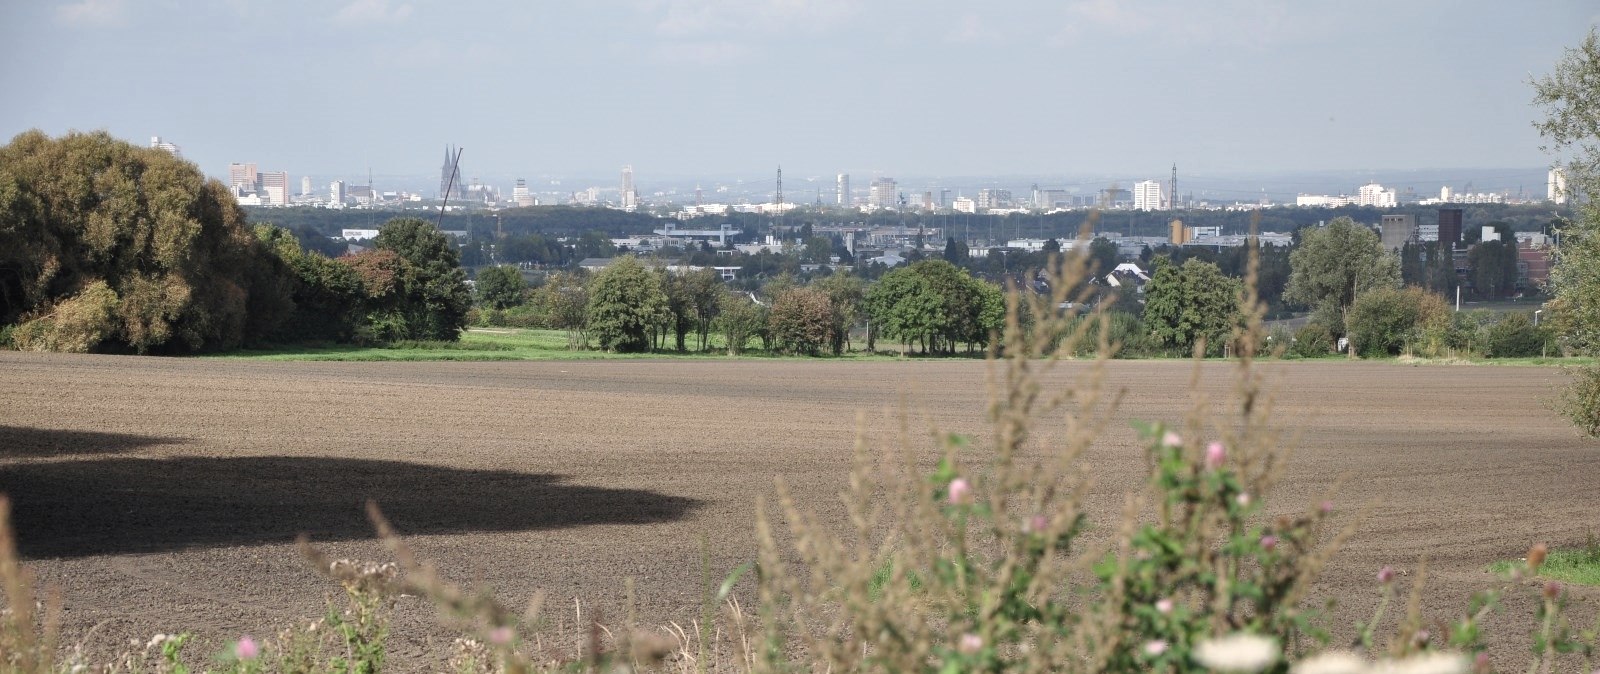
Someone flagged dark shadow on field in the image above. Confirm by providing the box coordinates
[0,457,701,559]
[0,426,185,459]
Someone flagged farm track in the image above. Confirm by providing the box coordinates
[1,352,1596,669]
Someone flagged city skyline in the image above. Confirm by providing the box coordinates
[3,2,1597,182]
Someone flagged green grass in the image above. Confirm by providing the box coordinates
[1489,542,1600,587]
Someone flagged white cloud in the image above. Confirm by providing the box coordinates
[333,0,414,25]
[55,0,126,26]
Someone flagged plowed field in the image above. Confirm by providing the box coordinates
[2,353,1595,667]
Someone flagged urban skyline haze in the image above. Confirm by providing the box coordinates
[2,1,1597,184]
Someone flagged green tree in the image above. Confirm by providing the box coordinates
[1284,216,1400,335]
[942,237,969,265]
[585,257,668,353]
[716,289,766,356]
[1141,258,1242,353]
[374,218,472,341]
[474,265,526,310]
[533,272,589,349]
[1535,29,1600,360]
[815,271,866,355]
[1087,237,1120,276]
[866,266,943,355]
[1467,240,1518,299]
[1483,312,1548,358]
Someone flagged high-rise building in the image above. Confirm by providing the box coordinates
[621,165,638,210]
[301,176,313,197]
[149,136,180,156]
[868,178,897,210]
[1357,182,1397,208]
[1438,208,1464,247]
[513,178,535,207]
[1380,214,1416,251]
[836,173,850,206]
[261,171,289,206]
[1134,180,1164,211]
[229,163,259,192]
[329,180,347,205]
[1549,168,1568,204]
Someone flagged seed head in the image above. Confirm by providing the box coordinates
[1543,581,1562,600]
[1528,543,1548,572]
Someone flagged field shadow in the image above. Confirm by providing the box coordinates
[0,426,185,459]
[0,456,701,559]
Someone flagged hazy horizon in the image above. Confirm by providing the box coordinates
[3,1,1597,185]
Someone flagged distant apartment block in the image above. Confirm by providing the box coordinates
[229,162,259,192]
[513,178,535,207]
[1357,182,1397,208]
[953,196,976,213]
[261,171,289,206]
[836,173,850,206]
[977,188,1012,210]
[1134,180,1164,211]
[869,178,898,210]
[149,136,180,156]
[329,180,346,206]
[621,165,638,211]
[300,176,313,196]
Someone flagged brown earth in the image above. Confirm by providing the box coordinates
[1,352,1597,669]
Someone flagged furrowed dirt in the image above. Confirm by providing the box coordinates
[1,352,1595,668]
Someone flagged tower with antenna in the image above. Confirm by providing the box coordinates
[1169,163,1177,211]
[775,165,784,229]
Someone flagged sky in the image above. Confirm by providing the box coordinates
[2,1,1597,189]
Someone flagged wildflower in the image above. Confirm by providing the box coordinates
[1320,501,1334,514]
[234,637,259,661]
[1024,514,1048,534]
[1155,598,1174,615]
[1143,640,1169,657]
[1368,652,1470,674]
[1543,581,1562,600]
[1193,633,1277,673]
[1292,651,1367,674]
[1236,493,1252,507]
[146,634,167,650]
[1472,652,1489,673]
[489,626,514,646]
[1377,566,1396,584]
[1162,431,1183,447]
[1260,535,1278,551]
[958,633,983,655]
[1205,441,1226,469]
[948,478,973,505]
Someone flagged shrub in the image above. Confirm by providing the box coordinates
[767,287,835,356]
[1483,312,1548,358]
[10,281,120,353]
[1291,322,1334,358]
[586,258,667,353]
[1555,363,1600,438]
[1347,286,1449,357]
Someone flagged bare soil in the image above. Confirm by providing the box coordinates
[1,353,1596,668]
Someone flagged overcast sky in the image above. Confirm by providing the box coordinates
[2,1,1597,185]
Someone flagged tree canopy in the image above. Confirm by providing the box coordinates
[1284,216,1400,334]
[585,257,668,353]
[1141,258,1241,353]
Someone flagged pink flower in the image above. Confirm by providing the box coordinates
[1236,493,1252,507]
[1377,566,1396,584]
[1544,581,1563,600]
[1025,514,1048,534]
[1320,501,1334,514]
[948,478,973,505]
[1155,598,1174,614]
[1143,640,1169,657]
[489,626,514,646]
[1260,535,1278,551]
[1204,441,1226,469]
[1162,431,1183,448]
[958,633,983,655]
[234,636,259,661]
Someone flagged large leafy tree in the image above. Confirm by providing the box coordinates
[474,265,526,310]
[1142,258,1241,353]
[373,218,472,341]
[1467,240,1518,300]
[1534,28,1600,437]
[1284,216,1400,335]
[768,287,835,356]
[865,260,1002,355]
[0,130,293,353]
[585,257,668,353]
[1536,28,1600,356]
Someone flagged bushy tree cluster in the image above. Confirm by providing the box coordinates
[0,131,472,353]
[1141,258,1241,354]
[865,260,1004,355]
